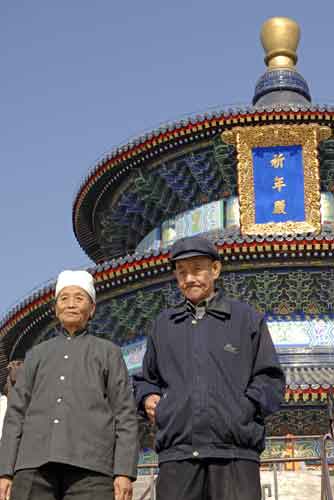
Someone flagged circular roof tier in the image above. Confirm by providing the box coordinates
[73,105,334,263]
[2,230,334,369]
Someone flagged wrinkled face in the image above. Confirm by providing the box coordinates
[55,286,95,332]
[174,256,222,304]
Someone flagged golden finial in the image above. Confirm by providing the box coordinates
[261,17,300,69]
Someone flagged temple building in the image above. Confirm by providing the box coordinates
[1,17,334,461]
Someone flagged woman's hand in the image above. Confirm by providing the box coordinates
[114,475,132,500]
[0,477,12,500]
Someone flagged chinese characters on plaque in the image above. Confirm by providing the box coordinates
[271,155,287,214]
[252,145,305,225]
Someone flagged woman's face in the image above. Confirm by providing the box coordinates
[55,286,95,333]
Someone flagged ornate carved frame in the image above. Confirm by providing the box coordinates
[222,124,331,235]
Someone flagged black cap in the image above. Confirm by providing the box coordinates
[169,236,220,264]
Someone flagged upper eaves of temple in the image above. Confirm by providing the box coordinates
[70,16,334,265]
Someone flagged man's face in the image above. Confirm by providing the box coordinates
[174,256,221,304]
[55,286,95,332]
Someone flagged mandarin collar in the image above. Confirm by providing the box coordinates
[56,325,89,339]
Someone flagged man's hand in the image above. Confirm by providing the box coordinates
[113,476,132,500]
[144,394,161,425]
[0,477,12,500]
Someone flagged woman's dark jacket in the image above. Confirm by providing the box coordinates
[134,292,285,464]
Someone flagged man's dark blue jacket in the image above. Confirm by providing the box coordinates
[133,291,285,464]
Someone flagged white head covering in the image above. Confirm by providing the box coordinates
[55,270,96,303]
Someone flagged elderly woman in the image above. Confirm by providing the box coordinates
[0,270,138,500]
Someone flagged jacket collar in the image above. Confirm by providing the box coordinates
[169,290,231,322]
[55,325,89,339]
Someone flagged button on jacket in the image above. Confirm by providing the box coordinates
[0,329,138,479]
[134,291,285,464]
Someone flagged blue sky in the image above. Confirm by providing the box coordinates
[1,1,333,316]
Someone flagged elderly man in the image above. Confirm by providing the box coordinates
[0,270,138,500]
[134,236,285,500]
